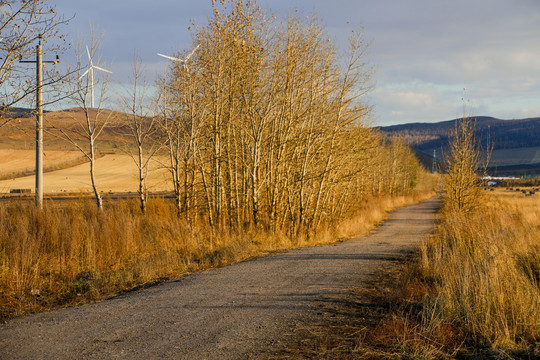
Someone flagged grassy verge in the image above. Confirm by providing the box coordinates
[421,191,539,350]
[279,189,539,359]
[0,189,434,321]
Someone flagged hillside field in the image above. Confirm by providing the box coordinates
[0,154,171,194]
[0,149,84,177]
[0,109,173,194]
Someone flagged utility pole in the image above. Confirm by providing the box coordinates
[20,36,59,209]
[432,149,437,174]
[36,41,43,209]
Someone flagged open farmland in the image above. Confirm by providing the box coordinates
[0,108,172,194]
[0,154,172,194]
[0,149,84,178]
[0,108,131,153]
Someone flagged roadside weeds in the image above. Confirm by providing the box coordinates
[273,254,539,359]
[273,191,540,359]
[0,192,433,321]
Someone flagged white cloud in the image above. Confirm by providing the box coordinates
[51,0,540,124]
[371,82,459,125]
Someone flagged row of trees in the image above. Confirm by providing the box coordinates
[1,0,420,233]
[152,0,419,232]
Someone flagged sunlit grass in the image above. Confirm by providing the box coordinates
[0,188,434,320]
[420,189,540,350]
[336,189,540,359]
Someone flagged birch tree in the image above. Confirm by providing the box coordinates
[443,116,483,213]
[158,44,206,218]
[49,34,112,210]
[157,0,419,234]
[121,53,160,214]
[0,0,69,129]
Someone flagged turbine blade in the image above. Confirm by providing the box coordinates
[185,45,200,61]
[79,69,89,80]
[158,53,184,62]
[93,65,112,73]
[86,46,92,60]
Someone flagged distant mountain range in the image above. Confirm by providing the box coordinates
[379,116,540,177]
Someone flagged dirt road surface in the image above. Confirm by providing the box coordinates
[0,197,440,359]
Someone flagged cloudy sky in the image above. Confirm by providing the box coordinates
[51,0,540,126]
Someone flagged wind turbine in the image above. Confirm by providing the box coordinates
[158,45,199,71]
[79,45,111,108]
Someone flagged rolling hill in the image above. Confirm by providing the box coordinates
[379,116,540,176]
[0,107,168,194]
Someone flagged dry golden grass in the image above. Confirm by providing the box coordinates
[0,154,172,194]
[281,187,539,359]
[1,108,126,143]
[0,188,434,320]
[0,149,85,178]
[419,189,540,351]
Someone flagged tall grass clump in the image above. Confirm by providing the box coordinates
[422,197,540,349]
[0,198,249,319]
[420,112,539,351]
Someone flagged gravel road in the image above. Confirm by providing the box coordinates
[0,197,440,359]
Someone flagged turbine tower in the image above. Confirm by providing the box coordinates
[79,46,111,108]
[158,45,199,71]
